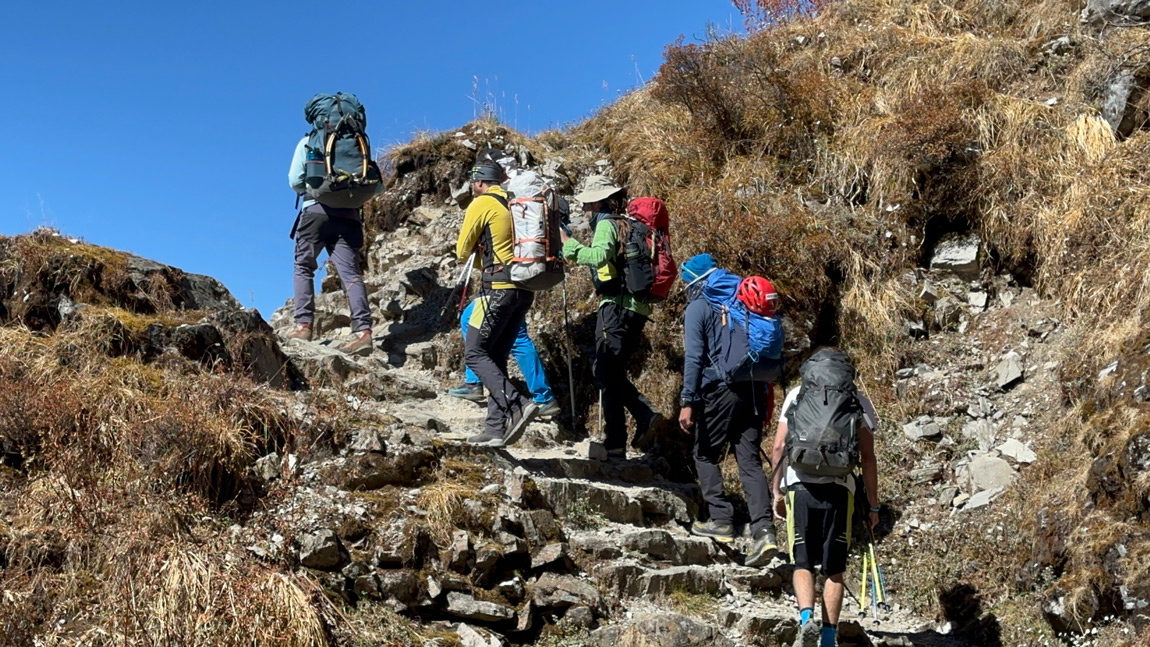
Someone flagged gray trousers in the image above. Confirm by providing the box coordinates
[464,288,535,435]
[292,205,372,332]
[693,382,772,534]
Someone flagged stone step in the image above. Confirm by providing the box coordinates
[594,561,785,599]
[569,524,729,567]
[531,475,699,527]
[507,447,660,485]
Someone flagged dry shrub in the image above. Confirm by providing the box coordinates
[142,550,328,647]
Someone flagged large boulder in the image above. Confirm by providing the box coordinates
[930,234,980,280]
[125,254,240,312]
[298,529,347,571]
[531,573,601,610]
[445,592,516,623]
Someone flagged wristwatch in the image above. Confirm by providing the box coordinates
[868,505,881,513]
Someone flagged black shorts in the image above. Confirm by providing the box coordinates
[786,482,854,576]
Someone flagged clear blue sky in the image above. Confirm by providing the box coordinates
[0,0,741,319]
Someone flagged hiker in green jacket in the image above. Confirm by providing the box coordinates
[560,175,665,458]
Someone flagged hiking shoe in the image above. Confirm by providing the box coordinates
[796,619,821,647]
[631,412,666,451]
[502,401,540,447]
[287,322,313,341]
[691,520,735,543]
[337,330,373,356]
[467,430,504,447]
[536,399,562,419]
[448,383,486,403]
[745,526,779,567]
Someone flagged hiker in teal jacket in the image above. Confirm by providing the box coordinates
[561,175,664,457]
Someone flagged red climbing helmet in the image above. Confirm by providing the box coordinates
[737,276,779,317]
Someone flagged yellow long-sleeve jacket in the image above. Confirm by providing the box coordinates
[455,186,515,290]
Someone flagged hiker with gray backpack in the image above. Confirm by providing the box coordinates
[287,92,382,355]
[677,254,783,567]
[769,348,881,647]
[455,160,566,447]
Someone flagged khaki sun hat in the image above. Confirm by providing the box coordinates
[574,175,624,204]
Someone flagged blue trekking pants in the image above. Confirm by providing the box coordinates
[461,299,553,404]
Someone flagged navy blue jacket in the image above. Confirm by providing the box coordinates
[680,286,725,405]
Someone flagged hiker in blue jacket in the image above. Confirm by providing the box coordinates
[678,254,780,567]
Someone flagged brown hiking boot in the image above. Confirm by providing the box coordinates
[338,329,373,356]
[287,322,313,341]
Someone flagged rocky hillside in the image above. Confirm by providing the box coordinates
[7,0,1150,645]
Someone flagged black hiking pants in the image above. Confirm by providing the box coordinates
[465,288,535,436]
[593,302,656,452]
[693,381,772,534]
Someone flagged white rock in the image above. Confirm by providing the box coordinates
[997,438,1037,464]
[964,487,1004,511]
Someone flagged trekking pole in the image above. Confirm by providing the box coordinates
[866,528,889,609]
[561,276,576,420]
[441,251,477,319]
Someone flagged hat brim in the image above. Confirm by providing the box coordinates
[574,186,623,204]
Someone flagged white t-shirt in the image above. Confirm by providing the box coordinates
[779,386,878,494]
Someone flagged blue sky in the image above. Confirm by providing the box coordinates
[0,0,741,319]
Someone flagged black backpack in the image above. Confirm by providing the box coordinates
[589,215,656,298]
[784,349,864,478]
[303,93,382,209]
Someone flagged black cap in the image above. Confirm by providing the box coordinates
[469,160,504,183]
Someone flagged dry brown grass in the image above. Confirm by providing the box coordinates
[0,235,359,645]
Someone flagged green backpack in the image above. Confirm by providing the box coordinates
[303,93,382,209]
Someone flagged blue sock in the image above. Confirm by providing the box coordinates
[799,608,813,624]
[820,625,837,647]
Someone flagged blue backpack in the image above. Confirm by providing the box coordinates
[700,269,784,384]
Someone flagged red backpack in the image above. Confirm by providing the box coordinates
[626,197,678,301]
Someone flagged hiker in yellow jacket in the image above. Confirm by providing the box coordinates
[455,161,540,447]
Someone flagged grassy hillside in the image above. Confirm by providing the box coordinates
[5,0,1150,644]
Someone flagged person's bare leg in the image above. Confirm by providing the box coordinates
[794,568,817,611]
[822,573,845,625]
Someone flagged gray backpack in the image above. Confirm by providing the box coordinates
[784,349,863,478]
[303,93,382,209]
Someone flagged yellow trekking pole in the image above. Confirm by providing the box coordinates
[868,542,885,606]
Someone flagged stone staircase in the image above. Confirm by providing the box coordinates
[270,337,974,647]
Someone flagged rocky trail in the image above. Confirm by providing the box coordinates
[243,327,971,646]
[244,126,1083,645]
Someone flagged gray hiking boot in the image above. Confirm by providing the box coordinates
[337,330,373,356]
[536,399,562,419]
[691,520,735,543]
[467,430,504,447]
[745,526,779,567]
[286,322,313,341]
[502,401,540,446]
[796,619,821,647]
[448,383,485,403]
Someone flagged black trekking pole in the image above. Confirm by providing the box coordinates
[558,221,576,420]
[561,276,577,420]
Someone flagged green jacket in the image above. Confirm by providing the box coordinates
[562,217,653,317]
